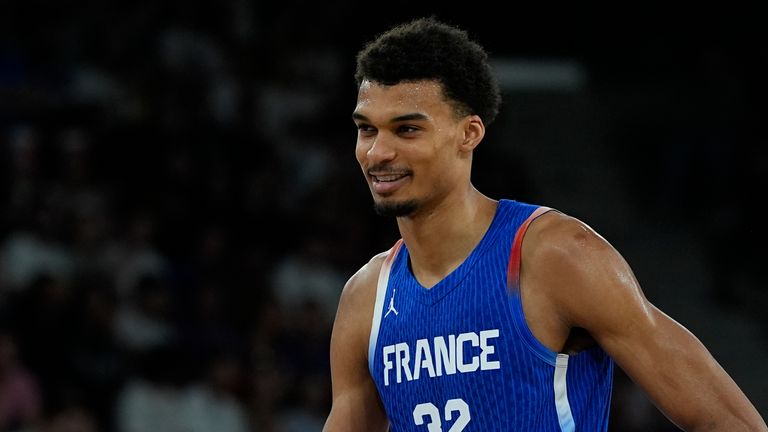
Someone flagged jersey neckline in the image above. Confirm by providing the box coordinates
[396,199,514,305]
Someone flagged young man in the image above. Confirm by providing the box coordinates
[324,17,767,431]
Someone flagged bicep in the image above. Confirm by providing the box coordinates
[324,267,389,432]
[324,379,388,432]
[555,229,764,430]
[602,300,766,431]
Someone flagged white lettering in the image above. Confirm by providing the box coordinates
[456,332,479,373]
[480,329,501,370]
[382,329,500,386]
[396,342,412,384]
[434,335,456,376]
[383,345,395,386]
[413,339,436,380]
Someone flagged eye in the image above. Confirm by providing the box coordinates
[397,125,420,135]
[356,124,377,136]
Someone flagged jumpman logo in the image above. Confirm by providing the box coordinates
[384,289,398,318]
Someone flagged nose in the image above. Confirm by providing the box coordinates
[365,133,396,165]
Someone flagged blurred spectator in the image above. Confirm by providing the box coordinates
[114,346,188,432]
[274,373,329,432]
[177,352,250,432]
[0,207,75,297]
[6,274,77,410]
[0,330,43,431]
[176,282,242,362]
[41,406,98,432]
[270,234,346,320]
[114,275,176,352]
[101,212,168,302]
[246,300,288,431]
[2,126,43,236]
[68,278,126,431]
[15,404,98,432]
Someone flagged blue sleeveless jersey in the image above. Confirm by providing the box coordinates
[368,200,614,431]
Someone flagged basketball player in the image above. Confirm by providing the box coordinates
[323,17,767,431]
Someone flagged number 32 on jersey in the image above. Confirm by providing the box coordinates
[413,398,470,432]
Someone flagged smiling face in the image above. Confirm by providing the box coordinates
[353,80,481,218]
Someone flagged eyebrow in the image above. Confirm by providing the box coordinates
[352,112,430,123]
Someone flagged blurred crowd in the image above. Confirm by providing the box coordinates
[0,121,363,432]
[1,2,765,432]
[1,2,390,431]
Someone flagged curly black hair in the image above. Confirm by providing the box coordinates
[355,17,502,125]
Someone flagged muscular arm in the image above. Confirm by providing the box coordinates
[323,254,390,432]
[523,213,767,432]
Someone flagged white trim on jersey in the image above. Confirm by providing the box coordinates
[554,353,576,432]
[368,240,403,372]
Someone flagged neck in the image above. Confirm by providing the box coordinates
[395,186,497,288]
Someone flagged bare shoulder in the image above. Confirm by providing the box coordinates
[522,210,642,327]
[332,245,398,351]
[524,210,614,261]
[336,250,388,320]
[326,248,395,432]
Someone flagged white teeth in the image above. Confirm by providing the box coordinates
[374,174,405,182]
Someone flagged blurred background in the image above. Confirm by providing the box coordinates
[1,2,765,431]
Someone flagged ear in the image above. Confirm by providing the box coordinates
[459,115,485,152]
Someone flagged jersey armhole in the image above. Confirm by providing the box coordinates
[368,239,404,372]
[506,207,560,366]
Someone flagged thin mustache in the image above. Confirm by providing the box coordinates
[367,165,412,175]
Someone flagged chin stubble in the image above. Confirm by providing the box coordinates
[373,200,418,217]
